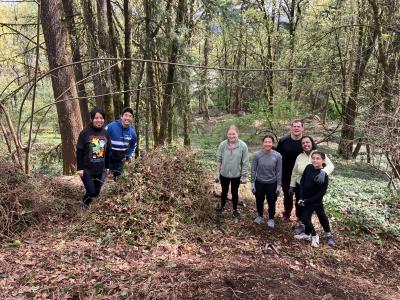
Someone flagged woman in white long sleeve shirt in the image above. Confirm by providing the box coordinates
[290,136,334,234]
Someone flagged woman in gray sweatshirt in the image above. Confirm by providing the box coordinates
[251,135,282,228]
[216,125,249,220]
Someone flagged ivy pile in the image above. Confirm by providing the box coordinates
[81,147,214,247]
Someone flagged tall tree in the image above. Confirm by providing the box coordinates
[97,0,114,121]
[158,0,187,145]
[40,0,83,174]
[338,2,378,159]
[62,0,90,125]
[143,0,160,146]
[123,0,132,107]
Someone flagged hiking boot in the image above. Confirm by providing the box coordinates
[311,235,320,248]
[215,206,225,213]
[294,233,311,241]
[232,210,241,220]
[254,216,265,224]
[267,219,275,229]
[293,224,305,235]
[327,235,335,247]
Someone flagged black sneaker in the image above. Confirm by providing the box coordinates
[232,210,241,220]
[215,207,225,213]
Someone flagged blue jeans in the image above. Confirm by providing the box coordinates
[81,169,106,206]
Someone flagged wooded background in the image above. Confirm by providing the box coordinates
[0,0,399,182]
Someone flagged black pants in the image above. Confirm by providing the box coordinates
[81,169,106,205]
[300,202,331,236]
[294,183,302,220]
[110,158,125,180]
[282,178,293,218]
[255,181,277,219]
[220,175,241,211]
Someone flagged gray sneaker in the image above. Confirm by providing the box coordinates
[294,233,311,241]
[267,219,275,228]
[254,216,265,224]
[327,235,335,247]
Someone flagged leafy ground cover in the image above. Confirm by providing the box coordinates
[1,116,399,299]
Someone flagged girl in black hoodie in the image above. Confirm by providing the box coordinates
[294,151,335,247]
[76,108,111,207]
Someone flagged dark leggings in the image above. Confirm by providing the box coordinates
[300,202,331,236]
[220,175,241,211]
[255,181,277,219]
[81,169,106,205]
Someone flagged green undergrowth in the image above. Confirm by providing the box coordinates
[324,159,400,238]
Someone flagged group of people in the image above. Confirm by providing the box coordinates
[215,120,335,247]
[76,111,334,248]
[76,107,137,207]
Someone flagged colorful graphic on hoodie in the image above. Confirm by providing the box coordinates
[89,136,107,162]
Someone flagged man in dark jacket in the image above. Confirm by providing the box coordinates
[276,119,304,220]
[105,107,137,180]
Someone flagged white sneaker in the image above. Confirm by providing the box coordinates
[311,235,320,247]
[254,216,265,224]
[267,219,275,228]
[294,233,311,241]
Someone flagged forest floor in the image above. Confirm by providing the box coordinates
[1,179,399,299]
[1,115,400,299]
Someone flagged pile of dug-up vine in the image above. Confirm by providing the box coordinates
[0,147,214,245]
[82,147,214,246]
[0,159,53,236]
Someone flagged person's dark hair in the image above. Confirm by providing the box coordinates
[291,119,304,127]
[312,151,326,160]
[122,107,134,116]
[301,135,317,150]
[262,134,275,143]
[90,107,105,120]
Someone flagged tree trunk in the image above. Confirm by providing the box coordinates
[143,0,159,146]
[81,0,104,108]
[106,0,124,118]
[97,0,114,121]
[123,0,132,108]
[338,6,378,159]
[232,27,243,114]
[158,0,187,145]
[41,0,83,175]
[62,0,90,125]
[201,25,210,121]
[134,61,145,156]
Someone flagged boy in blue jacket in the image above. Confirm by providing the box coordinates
[105,107,137,180]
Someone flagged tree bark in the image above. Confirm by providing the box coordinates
[41,0,83,175]
[106,0,124,118]
[81,0,104,109]
[158,0,187,145]
[338,5,378,159]
[62,0,90,125]
[97,0,114,121]
[123,0,132,108]
[143,0,159,146]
